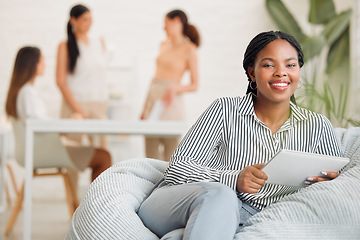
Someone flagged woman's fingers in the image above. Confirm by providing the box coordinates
[237,164,268,193]
[321,171,339,179]
[304,171,340,185]
[252,163,268,180]
[162,92,172,108]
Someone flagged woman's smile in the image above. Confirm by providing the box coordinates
[269,80,290,90]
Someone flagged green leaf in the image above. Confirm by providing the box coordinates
[300,35,326,62]
[322,9,352,45]
[326,27,349,74]
[346,119,360,127]
[339,83,349,119]
[265,0,307,42]
[308,0,336,24]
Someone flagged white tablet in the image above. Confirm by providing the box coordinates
[261,149,350,187]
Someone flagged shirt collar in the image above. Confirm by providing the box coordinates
[289,101,308,123]
[238,93,256,116]
[238,93,308,124]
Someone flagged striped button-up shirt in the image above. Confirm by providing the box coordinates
[164,93,342,210]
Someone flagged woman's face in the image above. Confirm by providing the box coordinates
[248,39,300,104]
[164,16,182,37]
[36,54,45,76]
[71,11,92,34]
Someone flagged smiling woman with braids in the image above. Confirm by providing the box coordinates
[138,31,343,239]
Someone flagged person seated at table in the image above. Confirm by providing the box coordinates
[5,46,111,190]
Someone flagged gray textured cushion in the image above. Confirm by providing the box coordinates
[66,127,360,240]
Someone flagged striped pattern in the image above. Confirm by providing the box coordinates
[66,158,169,240]
[66,127,360,239]
[164,93,342,210]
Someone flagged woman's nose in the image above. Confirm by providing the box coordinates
[274,65,287,77]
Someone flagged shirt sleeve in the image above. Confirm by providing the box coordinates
[316,115,343,157]
[164,99,240,190]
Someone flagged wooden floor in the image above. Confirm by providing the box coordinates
[0,200,70,239]
[0,135,145,239]
[0,162,92,240]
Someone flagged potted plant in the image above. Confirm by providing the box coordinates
[266,0,359,127]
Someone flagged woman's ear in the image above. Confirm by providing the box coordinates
[247,66,255,82]
[69,17,76,27]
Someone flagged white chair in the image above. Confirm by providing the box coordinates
[5,118,79,235]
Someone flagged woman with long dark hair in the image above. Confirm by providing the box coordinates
[5,46,111,189]
[138,31,342,239]
[56,4,108,148]
[140,9,201,161]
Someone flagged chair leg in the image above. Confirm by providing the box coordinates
[61,171,78,218]
[4,183,24,235]
[6,162,20,195]
[4,181,11,206]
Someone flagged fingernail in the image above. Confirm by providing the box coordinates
[304,181,311,185]
[321,171,328,176]
[306,177,314,181]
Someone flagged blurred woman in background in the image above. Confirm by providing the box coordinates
[56,4,108,149]
[140,9,200,161]
[5,46,111,189]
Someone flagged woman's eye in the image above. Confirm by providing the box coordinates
[263,64,273,68]
[287,63,296,67]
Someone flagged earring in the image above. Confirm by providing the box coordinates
[249,81,257,90]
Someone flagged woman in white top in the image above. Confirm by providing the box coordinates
[140,9,200,161]
[5,46,111,186]
[56,4,108,148]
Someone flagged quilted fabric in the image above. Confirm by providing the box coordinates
[66,128,360,240]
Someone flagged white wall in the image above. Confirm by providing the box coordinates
[352,0,360,118]
[0,0,356,201]
[0,0,354,122]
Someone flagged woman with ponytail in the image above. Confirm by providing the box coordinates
[140,9,201,161]
[56,4,108,149]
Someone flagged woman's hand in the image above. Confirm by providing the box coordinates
[162,86,177,108]
[69,112,85,119]
[237,163,268,194]
[304,171,339,186]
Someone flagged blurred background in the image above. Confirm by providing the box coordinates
[0,0,359,238]
[0,0,357,124]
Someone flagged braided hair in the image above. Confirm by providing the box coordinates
[166,9,201,47]
[242,31,304,104]
[67,4,89,73]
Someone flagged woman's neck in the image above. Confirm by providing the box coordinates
[168,34,186,46]
[74,32,89,45]
[253,97,291,134]
[28,77,36,85]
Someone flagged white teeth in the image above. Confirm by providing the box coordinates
[271,83,288,87]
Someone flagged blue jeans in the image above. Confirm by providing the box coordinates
[138,181,260,240]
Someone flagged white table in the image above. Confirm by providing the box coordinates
[23,119,188,240]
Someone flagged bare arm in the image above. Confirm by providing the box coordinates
[162,45,199,107]
[100,36,106,51]
[56,42,86,117]
[177,44,199,93]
